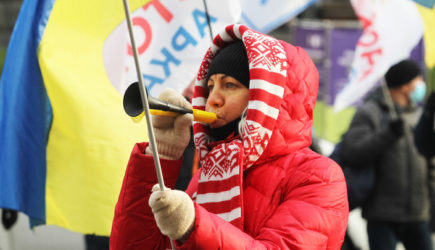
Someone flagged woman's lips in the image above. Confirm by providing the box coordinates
[210,116,225,128]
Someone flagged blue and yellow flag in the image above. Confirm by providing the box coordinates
[0,0,148,236]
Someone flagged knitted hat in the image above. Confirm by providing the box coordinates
[206,41,250,88]
[385,59,421,88]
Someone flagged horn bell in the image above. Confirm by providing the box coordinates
[123,82,143,117]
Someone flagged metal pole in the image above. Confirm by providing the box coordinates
[121,1,174,248]
[202,0,213,41]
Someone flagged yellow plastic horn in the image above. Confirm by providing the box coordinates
[123,82,217,124]
[148,109,217,124]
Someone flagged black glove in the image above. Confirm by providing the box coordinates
[2,209,18,230]
[389,119,405,137]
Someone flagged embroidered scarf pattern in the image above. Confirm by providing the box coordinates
[191,24,288,229]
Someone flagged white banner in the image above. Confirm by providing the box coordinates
[333,0,424,112]
[103,0,241,97]
[240,0,318,33]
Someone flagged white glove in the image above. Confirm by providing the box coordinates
[149,184,195,241]
[145,88,193,160]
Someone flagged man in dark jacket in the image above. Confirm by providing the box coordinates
[415,92,435,232]
[342,59,434,250]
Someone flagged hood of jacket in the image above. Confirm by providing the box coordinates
[192,24,319,168]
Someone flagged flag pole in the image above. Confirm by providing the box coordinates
[202,0,213,41]
[122,0,166,191]
[121,1,175,248]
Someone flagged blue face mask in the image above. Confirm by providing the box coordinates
[410,81,426,104]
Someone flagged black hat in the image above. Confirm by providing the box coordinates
[385,59,421,88]
[206,41,250,88]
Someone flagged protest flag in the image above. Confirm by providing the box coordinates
[240,0,318,33]
[333,0,424,112]
[0,0,157,235]
[414,0,435,92]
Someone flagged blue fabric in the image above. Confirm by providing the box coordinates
[241,0,318,33]
[413,0,435,9]
[0,0,55,223]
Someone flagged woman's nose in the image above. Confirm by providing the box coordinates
[207,88,224,108]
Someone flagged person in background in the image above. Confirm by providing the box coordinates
[342,59,434,250]
[110,24,348,249]
[415,92,435,159]
[414,92,435,233]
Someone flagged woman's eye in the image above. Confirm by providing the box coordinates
[226,82,236,88]
[208,84,214,91]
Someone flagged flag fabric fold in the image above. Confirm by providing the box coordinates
[333,0,424,112]
[0,0,149,235]
[414,0,435,70]
[240,0,318,33]
[0,0,55,225]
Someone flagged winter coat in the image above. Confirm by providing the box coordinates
[415,92,435,158]
[342,88,432,222]
[414,92,435,231]
[110,24,348,250]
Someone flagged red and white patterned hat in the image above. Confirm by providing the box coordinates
[192,24,289,168]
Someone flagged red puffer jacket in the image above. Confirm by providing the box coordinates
[110,24,348,250]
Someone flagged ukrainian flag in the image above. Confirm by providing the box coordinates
[0,0,148,235]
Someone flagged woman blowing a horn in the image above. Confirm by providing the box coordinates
[110,24,349,250]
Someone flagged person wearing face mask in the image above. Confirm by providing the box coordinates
[341,59,434,250]
[109,24,349,249]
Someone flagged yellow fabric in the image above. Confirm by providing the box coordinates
[38,0,149,236]
[313,101,355,144]
[417,4,435,68]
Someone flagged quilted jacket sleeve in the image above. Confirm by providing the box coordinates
[110,142,183,250]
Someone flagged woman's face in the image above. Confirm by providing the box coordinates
[206,73,249,128]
